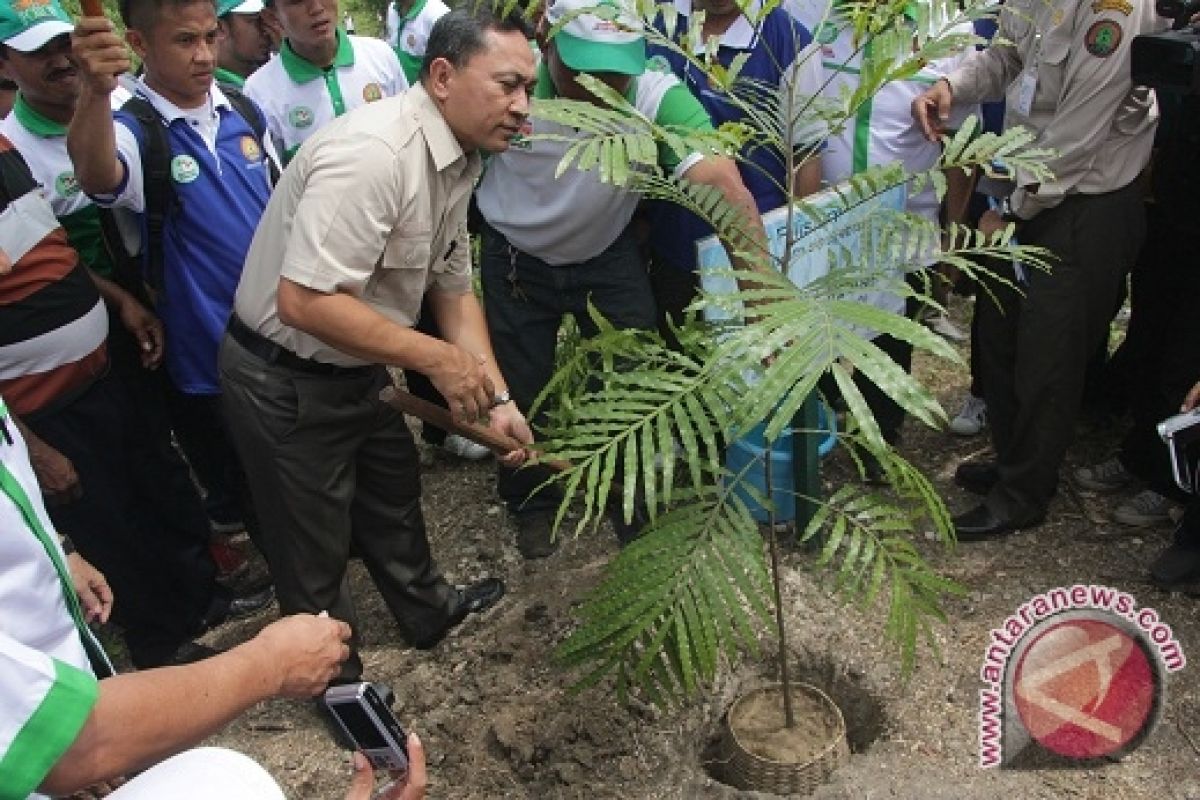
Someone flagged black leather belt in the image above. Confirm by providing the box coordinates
[226,315,373,378]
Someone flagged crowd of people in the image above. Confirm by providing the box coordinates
[1,0,1197,794]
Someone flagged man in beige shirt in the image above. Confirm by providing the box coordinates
[912,0,1163,541]
[219,8,536,681]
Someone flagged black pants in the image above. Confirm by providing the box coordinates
[977,182,1145,523]
[403,297,451,447]
[165,379,259,538]
[219,334,457,680]
[30,371,216,667]
[480,223,658,518]
[1111,211,1200,501]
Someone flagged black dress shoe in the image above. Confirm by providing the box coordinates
[954,503,1021,542]
[412,578,506,650]
[1150,542,1200,589]
[168,641,225,666]
[203,585,275,630]
[954,461,999,495]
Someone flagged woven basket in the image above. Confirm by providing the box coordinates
[716,682,850,796]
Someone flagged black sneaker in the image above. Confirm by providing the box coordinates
[1150,542,1200,589]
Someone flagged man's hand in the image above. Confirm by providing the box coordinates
[71,18,131,96]
[1183,381,1200,412]
[343,735,427,800]
[116,298,165,369]
[429,343,495,423]
[488,403,533,468]
[67,553,114,624]
[28,437,83,505]
[978,208,1006,238]
[912,78,954,143]
[249,613,352,697]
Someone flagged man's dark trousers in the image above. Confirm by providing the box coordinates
[976,181,1146,524]
[218,334,457,680]
[479,222,657,518]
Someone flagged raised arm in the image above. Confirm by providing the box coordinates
[67,17,130,195]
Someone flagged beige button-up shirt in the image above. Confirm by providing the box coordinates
[945,0,1164,219]
[234,83,480,366]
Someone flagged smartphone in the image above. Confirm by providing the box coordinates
[323,682,410,772]
[1158,406,1200,493]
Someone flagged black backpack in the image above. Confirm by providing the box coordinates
[99,83,277,300]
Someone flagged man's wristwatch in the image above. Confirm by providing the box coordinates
[492,390,513,408]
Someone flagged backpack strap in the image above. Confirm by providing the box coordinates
[118,95,175,297]
[219,82,281,185]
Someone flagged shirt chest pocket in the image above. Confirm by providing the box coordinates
[368,230,433,301]
[1032,29,1072,114]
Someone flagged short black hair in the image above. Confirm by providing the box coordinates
[420,7,531,82]
[120,0,216,33]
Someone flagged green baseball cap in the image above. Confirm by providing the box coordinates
[216,0,263,15]
[0,0,73,53]
[545,0,645,76]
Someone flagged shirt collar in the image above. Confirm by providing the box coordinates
[672,0,761,50]
[398,0,428,23]
[407,83,476,176]
[280,27,355,84]
[12,93,66,138]
[134,76,232,123]
[214,67,247,88]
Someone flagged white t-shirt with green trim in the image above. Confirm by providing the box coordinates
[0,400,98,800]
[244,30,407,164]
[384,0,450,83]
[476,67,712,265]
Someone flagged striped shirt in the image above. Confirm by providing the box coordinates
[0,135,108,419]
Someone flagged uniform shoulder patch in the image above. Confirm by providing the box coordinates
[1085,19,1122,57]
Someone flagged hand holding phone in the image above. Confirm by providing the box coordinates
[324,683,409,772]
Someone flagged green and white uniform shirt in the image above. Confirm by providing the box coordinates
[244,28,407,164]
[0,93,131,280]
[384,0,450,84]
[792,0,976,233]
[0,399,106,800]
[475,64,712,265]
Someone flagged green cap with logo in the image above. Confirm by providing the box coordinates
[545,0,645,76]
[0,0,73,53]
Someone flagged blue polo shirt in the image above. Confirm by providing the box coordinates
[647,0,821,273]
[99,81,271,395]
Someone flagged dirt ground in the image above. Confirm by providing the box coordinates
[202,295,1200,799]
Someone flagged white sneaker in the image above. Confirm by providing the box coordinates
[924,312,968,343]
[1073,457,1133,493]
[949,395,987,437]
[442,434,491,461]
[1113,489,1176,527]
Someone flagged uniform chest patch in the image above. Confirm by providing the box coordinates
[288,105,315,129]
[54,171,80,198]
[363,82,383,102]
[1091,0,1133,15]
[1085,19,1122,57]
[240,135,262,161]
[170,155,200,184]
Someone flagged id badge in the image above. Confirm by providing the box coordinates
[1014,66,1038,118]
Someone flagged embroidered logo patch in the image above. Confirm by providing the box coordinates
[170,154,200,184]
[1085,20,1122,57]
[646,54,671,73]
[288,105,315,129]
[1091,0,1133,15]
[54,171,79,197]
[362,82,383,102]
[240,135,261,162]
